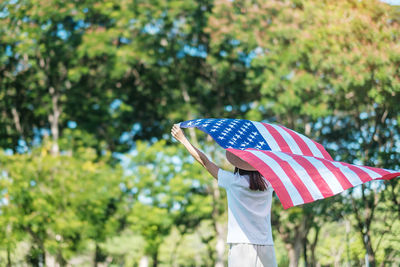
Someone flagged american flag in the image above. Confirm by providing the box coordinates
[179,118,400,209]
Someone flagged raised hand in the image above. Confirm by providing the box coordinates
[171,124,187,143]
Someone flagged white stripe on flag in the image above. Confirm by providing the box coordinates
[304,157,344,194]
[252,122,281,151]
[353,165,381,180]
[384,168,399,174]
[251,151,304,205]
[273,152,324,200]
[333,162,381,181]
[269,124,303,155]
[330,161,363,186]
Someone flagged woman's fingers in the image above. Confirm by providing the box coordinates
[171,124,179,138]
[171,124,184,141]
[171,124,180,134]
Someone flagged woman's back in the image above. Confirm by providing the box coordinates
[218,169,274,245]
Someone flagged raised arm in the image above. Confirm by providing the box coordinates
[171,124,219,179]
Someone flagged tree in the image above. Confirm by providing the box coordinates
[0,141,126,266]
[127,140,214,266]
[208,0,400,265]
[1,0,260,154]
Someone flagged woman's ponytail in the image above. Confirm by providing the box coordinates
[234,167,267,191]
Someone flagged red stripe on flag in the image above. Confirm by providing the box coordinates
[319,159,354,190]
[360,166,392,176]
[313,142,333,160]
[336,162,372,183]
[337,161,373,183]
[289,154,334,198]
[378,172,400,180]
[228,148,294,209]
[278,126,314,157]
[266,152,314,203]
[263,124,293,154]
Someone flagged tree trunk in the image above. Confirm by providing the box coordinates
[48,86,60,155]
[57,249,67,267]
[93,243,102,267]
[7,246,12,267]
[278,214,310,267]
[363,233,376,267]
[310,226,320,267]
[303,235,308,267]
[351,186,378,267]
[11,106,23,136]
[39,246,46,267]
[212,179,226,267]
[152,250,159,267]
[287,239,302,267]
[26,227,46,267]
[170,232,184,267]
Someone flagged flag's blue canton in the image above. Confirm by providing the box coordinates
[180,118,271,151]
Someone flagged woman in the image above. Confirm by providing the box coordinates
[171,124,277,267]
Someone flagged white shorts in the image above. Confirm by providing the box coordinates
[228,243,278,267]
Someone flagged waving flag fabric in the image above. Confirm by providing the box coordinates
[179,118,400,209]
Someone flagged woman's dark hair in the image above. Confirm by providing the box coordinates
[234,167,267,191]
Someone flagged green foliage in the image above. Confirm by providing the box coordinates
[127,140,214,263]
[209,1,400,266]
[0,145,126,264]
[101,230,146,266]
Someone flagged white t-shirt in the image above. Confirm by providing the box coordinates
[218,169,274,245]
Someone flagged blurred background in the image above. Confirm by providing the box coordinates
[0,0,399,266]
